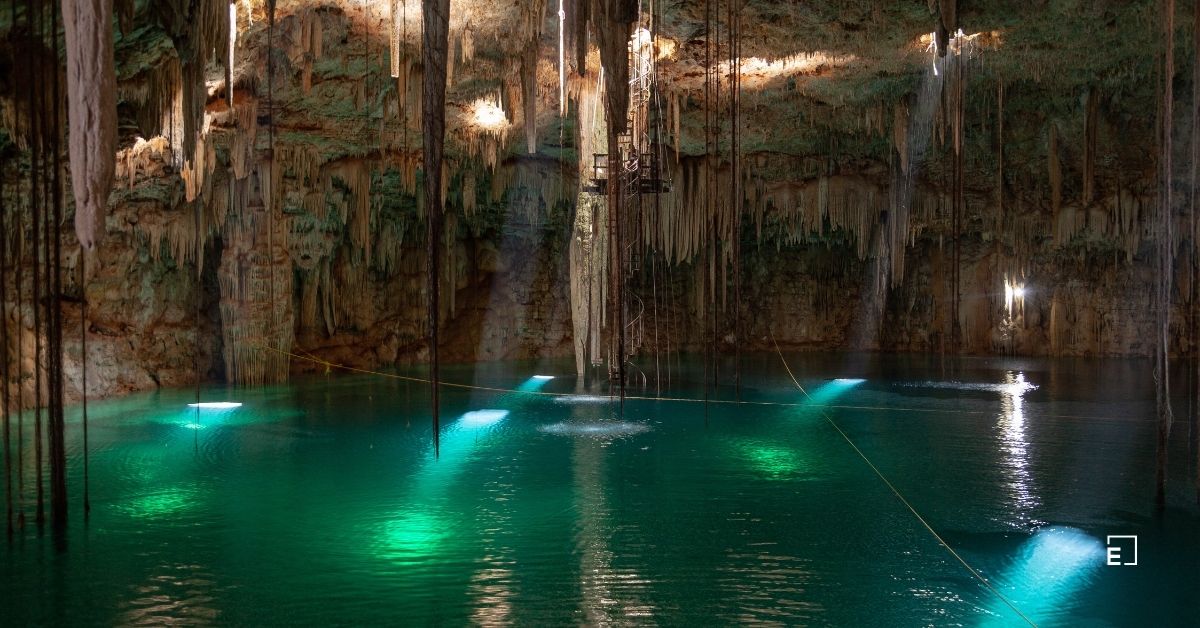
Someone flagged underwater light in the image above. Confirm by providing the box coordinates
[982,526,1104,626]
[518,375,555,392]
[799,378,868,407]
[187,402,242,409]
[459,409,509,427]
[184,423,204,430]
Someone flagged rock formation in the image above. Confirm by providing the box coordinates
[0,0,1193,405]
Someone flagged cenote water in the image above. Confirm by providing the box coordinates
[2,353,1198,626]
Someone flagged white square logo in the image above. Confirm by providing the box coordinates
[1106,535,1138,566]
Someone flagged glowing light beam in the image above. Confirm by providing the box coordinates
[459,409,509,428]
[982,526,1105,626]
[518,376,555,392]
[186,402,243,409]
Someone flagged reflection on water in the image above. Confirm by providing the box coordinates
[997,371,1043,529]
[2,355,1198,626]
[540,420,650,439]
[901,379,1040,394]
[552,394,611,405]
[732,439,813,480]
[468,474,517,626]
[376,510,449,564]
[121,564,221,626]
[572,415,656,622]
[115,485,200,520]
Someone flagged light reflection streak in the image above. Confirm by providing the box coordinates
[541,421,650,438]
[571,405,655,621]
[468,471,518,625]
[997,371,1042,528]
[120,565,220,626]
[552,395,609,405]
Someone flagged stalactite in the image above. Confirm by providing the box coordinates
[227,1,237,109]
[1,149,10,537]
[462,25,474,65]
[997,80,1004,221]
[328,160,374,262]
[672,93,680,162]
[1083,89,1098,206]
[1048,122,1062,215]
[27,2,48,526]
[173,0,229,177]
[593,0,635,136]
[573,0,589,74]
[62,0,117,252]
[310,9,323,59]
[181,133,215,203]
[397,57,412,124]
[489,160,572,225]
[219,198,294,386]
[265,0,278,338]
[444,210,457,316]
[558,0,566,117]
[521,39,540,155]
[729,0,743,397]
[390,0,403,78]
[591,0,637,392]
[297,8,324,95]
[423,0,451,455]
[1192,0,1200,505]
[10,141,23,530]
[230,99,258,180]
[704,0,716,406]
[46,0,69,527]
[117,56,182,162]
[893,101,909,175]
[951,49,965,351]
[1155,0,1176,509]
[462,170,477,216]
[446,33,457,87]
[570,67,607,374]
[116,136,171,189]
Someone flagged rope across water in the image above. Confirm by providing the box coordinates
[250,338,1066,625]
[768,334,1037,627]
[249,341,1147,425]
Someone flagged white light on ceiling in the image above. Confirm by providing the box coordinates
[471,98,508,131]
[187,402,243,409]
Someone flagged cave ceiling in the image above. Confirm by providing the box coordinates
[97,0,1158,167]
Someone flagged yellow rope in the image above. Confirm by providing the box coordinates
[768,334,1036,627]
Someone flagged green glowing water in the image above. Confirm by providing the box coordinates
[2,353,1198,626]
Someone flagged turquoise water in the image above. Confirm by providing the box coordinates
[2,353,1198,626]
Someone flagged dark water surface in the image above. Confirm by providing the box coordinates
[2,353,1198,626]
